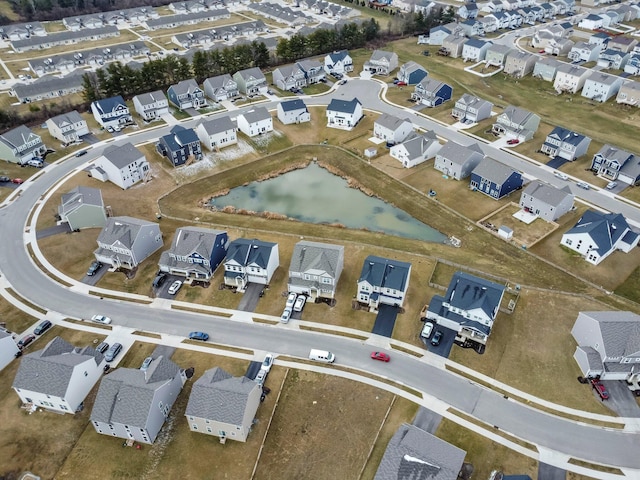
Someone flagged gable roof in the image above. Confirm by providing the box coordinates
[327,49,350,63]
[134,90,166,106]
[565,209,632,254]
[472,157,517,184]
[60,186,104,214]
[198,115,236,135]
[235,67,266,82]
[375,113,412,131]
[240,106,271,123]
[576,311,640,359]
[13,336,102,397]
[327,97,361,114]
[438,141,483,165]
[279,98,308,112]
[101,142,144,169]
[165,226,226,258]
[225,238,277,268]
[359,255,411,291]
[370,49,397,62]
[91,355,180,428]
[97,216,155,248]
[290,240,343,276]
[546,126,589,146]
[49,110,84,128]
[399,131,439,158]
[0,125,41,149]
[521,181,573,207]
[445,271,505,319]
[499,105,537,126]
[185,367,259,423]
[92,95,127,115]
[203,73,235,90]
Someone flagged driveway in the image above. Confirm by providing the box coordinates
[600,380,640,417]
[155,274,183,299]
[371,304,399,337]
[423,326,455,358]
[538,463,566,480]
[412,407,442,434]
[236,283,263,312]
[546,156,568,169]
[36,223,71,239]
[82,264,107,286]
[245,361,262,380]
[83,134,100,145]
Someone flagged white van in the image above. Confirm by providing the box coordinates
[309,349,335,363]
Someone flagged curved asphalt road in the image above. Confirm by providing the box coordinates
[1,81,640,471]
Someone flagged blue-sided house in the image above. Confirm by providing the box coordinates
[470,157,523,200]
[159,226,228,281]
[411,78,453,107]
[91,95,132,130]
[397,61,428,85]
[357,255,412,310]
[425,271,505,347]
[156,125,202,167]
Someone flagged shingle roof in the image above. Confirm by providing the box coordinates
[374,424,466,480]
[101,142,144,169]
[12,336,102,397]
[565,209,631,254]
[546,126,589,146]
[48,111,84,128]
[438,141,483,166]
[289,240,343,277]
[444,271,504,319]
[521,181,573,208]
[359,255,411,291]
[235,67,266,82]
[198,115,236,135]
[92,95,127,116]
[203,73,235,91]
[328,49,349,63]
[225,238,276,269]
[399,131,439,159]
[0,125,42,150]
[241,106,271,123]
[472,157,516,184]
[279,98,307,113]
[97,216,155,249]
[185,367,259,423]
[134,90,166,106]
[578,311,640,358]
[327,97,361,114]
[375,113,412,131]
[60,186,104,214]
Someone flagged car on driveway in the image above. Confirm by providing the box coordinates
[0,176,10,182]
[371,351,390,362]
[104,343,122,362]
[91,314,112,324]
[281,308,292,324]
[25,159,44,168]
[261,353,274,372]
[576,182,590,190]
[606,181,618,190]
[12,178,24,184]
[506,139,520,145]
[96,341,109,354]
[431,330,443,346]
[255,369,267,385]
[189,331,209,341]
[87,260,103,276]
[591,379,609,400]
[168,280,182,295]
[420,321,434,339]
[293,295,306,312]
[554,171,568,181]
[152,272,167,288]
[285,292,297,309]
[18,334,36,349]
[34,319,52,335]
[140,356,153,371]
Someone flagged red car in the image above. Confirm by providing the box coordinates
[18,334,36,349]
[12,178,24,184]
[371,351,390,362]
[591,379,609,400]
[538,49,546,54]
[396,81,407,86]
[507,139,520,145]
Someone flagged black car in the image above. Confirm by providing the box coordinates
[75,150,88,157]
[431,330,443,347]
[152,272,167,288]
[96,341,110,354]
[87,260,103,276]
[34,320,52,335]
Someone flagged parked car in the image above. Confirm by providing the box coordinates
[18,334,36,349]
[12,178,24,184]
[25,158,44,168]
[606,181,618,190]
[75,150,88,157]
[0,176,10,182]
[370,351,390,362]
[86,260,103,276]
[91,314,112,324]
[152,272,167,288]
[188,331,209,341]
[420,321,434,339]
[285,292,297,309]
[293,295,306,312]
[506,139,520,145]
[281,308,292,324]
[338,79,348,85]
[140,356,153,371]
[591,379,609,400]
[104,343,123,362]
[34,319,52,335]
[396,81,407,86]
[255,369,267,385]
[261,353,274,372]
[576,182,590,190]
[168,280,182,295]
[96,341,110,354]
[431,330,443,346]
[554,171,569,181]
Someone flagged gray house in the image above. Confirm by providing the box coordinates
[0,125,46,164]
[233,67,267,95]
[492,105,540,141]
[451,93,493,123]
[518,181,574,222]
[94,216,163,270]
[167,79,206,110]
[91,356,187,444]
[485,44,513,66]
[533,56,562,82]
[185,367,262,443]
[540,126,591,161]
[159,227,228,281]
[223,238,279,290]
[434,141,484,180]
[58,186,107,230]
[571,311,640,383]
[503,50,536,78]
[272,63,306,91]
[288,240,344,301]
[203,74,238,102]
[363,50,398,76]
[582,72,624,103]
[374,423,466,480]
[373,113,414,145]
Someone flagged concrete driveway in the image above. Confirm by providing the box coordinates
[371,304,399,337]
[601,380,640,417]
[412,407,442,434]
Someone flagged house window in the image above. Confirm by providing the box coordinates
[206,427,212,433]
[565,239,572,246]
[84,371,88,377]
[192,424,198,430]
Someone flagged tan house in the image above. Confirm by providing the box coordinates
[617,80,640,106]
[442,35,467,58]
[503,51,536,78]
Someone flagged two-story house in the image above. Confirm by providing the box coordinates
[0,125,46,164]
[288,240,344,302]
[46,111,89,145]
[91,95,132,130]
[363,50,398,76]
[597,49,630,70]
[58,186,108,230]
[237,107,273,137]
[442,35,467,58]
[568,41,603,62]
[272,63,306,91]
[156,125,202,167]
[397,61,428,85]
[462,38,492,62]
[297,58,325,84]
[411,78,453,107]
[12,336,104,414]
[434,141,484,180]
[540,126,591,161]
[94,216,163,270]
[582,72,624,102]
[561,210,639,265]
[470,157,523,199]
[485,44,513,66]
[223,237,279,290]
[132,90,169,121]
[0,329,19,371]
[504,50,536,78]
[324,50,353,75]
[89,142,150,190]
[617,80,640,107]
[533,56,562,82]
[357,255,412,310]
[492,105,539,141]
[326,98,363,130]
[159,227,228,281]
[233,67,267,96]
[451,94,493,123]
[196,116,237,151]
[390,131,441,168]
[554,63,591,94]
[185,367,262,443]
[91,356,187,444]
[590,144,640,185]
[373,114,414,146]
[425,271,505,346]
[519,180,574,222]
[277,98,311,125]
[167,79,206,110]
[203,74,239,102]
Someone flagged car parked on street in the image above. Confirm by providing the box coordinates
[189,331,209,341]
[104,343,122,362]
[576,182,590,190]
[431,330,443,346]
[18,334,36,349]
[87,260,103,276]
[34,319,52,335]
[370,351,390,362]
[293,295,306,312]
[554,171,568,181]
[168,280,182,295]
[91,314,112,324]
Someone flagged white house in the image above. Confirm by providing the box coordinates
[89,142,150,190]
[434,141,484,180]
[94,216,163,270]
[236,107,273,137]
[12,336,104,414]
[132,90,169,121]
[357,255,412,310]
[582,72,624,102]
[0,329,19,372]
[561,210,639,265]
[390,131,441,168]
[326,98,363,130]
[223,237,279,290]
[324,50,353,75]
[91,95,132,130]
[363,50,398,76]
[554,64,591,94]
[196,115,238,151]
[373,113,414,145]
[46,111,89,145]
[277,98,311,125]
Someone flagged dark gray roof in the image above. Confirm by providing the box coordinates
[97,216,156,249]
[438,141,483,166]
[12,70,85,101]
[0,125,42,150]
[185,367,259,423]
[399,131,438,159]
[12,336,102,397]
[90,355,180,427]
[375,113,412,131]
[11,25,118,49]
[327,97,361,114]
[472,157,517,184]
[159,226,226,273]
[169,79,201,96]
[134,90,166,107]
[565,210,631,255]
[279,98,307,113]
[241,106,271,123]
[521,181,573,208]
[198,115,236,135]
[374,424,466,480]
[546,126,589,147]
[359,255,411,291]
[225,238,277,269]
[60,186,104,214]
[101,142,144,169]
[235,67,266,82]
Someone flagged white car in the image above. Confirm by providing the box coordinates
[168,280,182,295]
[261,353,274,372]
[255,369,267,385]
[606,181,618,190]
[576,182,590,190]
[91,315,112,324]
[281,308,292,324]
[554,171,568,181]
[420,321,434,339]
[285,292,297,309]
[293,295,306,312]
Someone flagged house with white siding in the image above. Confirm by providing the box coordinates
[196,116,238,151]
[133,91,169,121]
[223,238,279,289]
[277,99,310,125]
[373,114,414,145]
[518,181,574,222]
[582,72,624,102]
[357,255,412,310]
[89,142,150,190]
[46,111,89,145]
[434,141,484,180]
[390,131,441,168]
[236,107,273,137]
[326,98,363,130]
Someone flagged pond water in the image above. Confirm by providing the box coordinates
[209,163,446,243]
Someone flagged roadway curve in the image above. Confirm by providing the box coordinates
[2,80,640,475]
